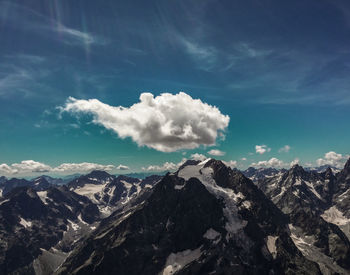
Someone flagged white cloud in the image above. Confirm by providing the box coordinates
[278,145,291,153]
[142,158,187,172]
[0,160,52,175]
[142,153,209,172]
[223,160,238,168]
[251,157,300,169]
[52,163,115,173]
[61,92,230,152]
[0,160,127,175]
[207,149,225,156]
[251,158,286,168]
[116,165,129,171]
[316,151,349,168]
[0,164,17,174]
[290,158,300,166]
[241,157,247,161]
[255,145,271,155]
[190,153,207,161]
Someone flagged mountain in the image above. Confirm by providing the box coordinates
[1,178,33,196]
[0,176,6,185]
[256,162,350,274]
[67,171,162,217]
[0,186,100,274]
[306,165,341,174]
[0,170,161,274]
[1,162,350,274]
[122,171,167,179]
[57,159,322,275]
[31,175,72,186]
[0,177,54,197]
[242,167,286,182]
[322,158,350,241]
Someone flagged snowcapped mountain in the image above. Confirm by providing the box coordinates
[306,165,342,174]
[255,162,350,274]
[0,176,56,197]
[242,167,286,182]
[0,170,161,274]
[67,171,162,216]
[0,186,100,274]
[1,161,350,275]
[57,159,323,275]
[32,175,73,186]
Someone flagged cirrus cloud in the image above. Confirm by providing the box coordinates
[208,149,225,156]
[60,92,230,152]
[278,145,291,153]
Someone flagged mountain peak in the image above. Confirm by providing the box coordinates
[289,164,305,173]
[344,157,350,171]
[85,170,112,179]
[177,159,202,171]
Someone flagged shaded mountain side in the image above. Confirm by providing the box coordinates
[57,159,321,275]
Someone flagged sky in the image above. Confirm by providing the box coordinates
[0,0,349,177]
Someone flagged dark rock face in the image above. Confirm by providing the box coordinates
[1,177,54,197]
[0,176,7,185]
[57,160,321,275]
[2,178,32,196]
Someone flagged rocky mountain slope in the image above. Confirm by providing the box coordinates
[57,159,323,275]
[0,171,160,275]
[1,160,350,275]
[254,160,350,274]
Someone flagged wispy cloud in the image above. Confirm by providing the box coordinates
[0,56,50,97]
[278,145,291,153]
[0,1,105,47]
[208,149,225,156]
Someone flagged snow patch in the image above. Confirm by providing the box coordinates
[78,214,89,225]
[241,200,252,209]
[321,206,349,226]
[304,180,323,201]
[162,246,202,275]
[266,236,278,259]
[37,191,48,205]
[321,206,350,239]
[19,217,32,228]
[67,219,79,231]
[0,199,9,206]
[203,228,221,240]
[178,162,247,237]
[174,184,185,190]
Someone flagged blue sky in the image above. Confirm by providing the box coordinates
[0,0,349,176]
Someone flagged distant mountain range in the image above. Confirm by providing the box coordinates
[0,160,349,274]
